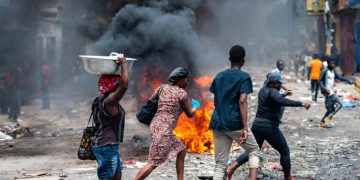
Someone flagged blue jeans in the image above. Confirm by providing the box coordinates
[92,144,123,179]
[236,125,291,171]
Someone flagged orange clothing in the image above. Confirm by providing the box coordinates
[309,59,323,80]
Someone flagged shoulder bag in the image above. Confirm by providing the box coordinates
[136,85,164,125]
[77,97,100,160]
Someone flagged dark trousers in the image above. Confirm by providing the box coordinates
[322,94,342,122]
[8,88,20,121]
[42,86,50,109]
[0,89,8,114]
[236,125,291,171]
[310,80,319,101]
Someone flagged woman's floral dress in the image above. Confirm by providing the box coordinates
[148,84,186,166]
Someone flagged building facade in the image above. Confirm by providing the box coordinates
[328,0,360,74]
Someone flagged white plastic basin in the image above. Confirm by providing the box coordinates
[79,52,137,75]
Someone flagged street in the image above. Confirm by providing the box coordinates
[0,66,359,179]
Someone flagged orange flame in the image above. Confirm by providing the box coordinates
[138,70,215,154]
[173,75,215,153]
[139,66,162,103]
[194,75,213,87]
[173,101,214,153]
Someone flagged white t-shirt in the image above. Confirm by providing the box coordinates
[323,61,328,69]
[326,70,335,95]
[271,68,283,78]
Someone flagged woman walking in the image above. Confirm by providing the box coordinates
[135,67,199,180]
[92,57,128,180]
[227,72,310,180]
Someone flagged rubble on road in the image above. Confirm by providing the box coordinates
[264,162,282,171]
[0,123,32,140]
[0,131,13,140]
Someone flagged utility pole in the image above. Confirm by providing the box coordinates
[323,0,332,56]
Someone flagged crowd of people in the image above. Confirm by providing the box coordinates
[0,62,51,122]
[90,45,356,180]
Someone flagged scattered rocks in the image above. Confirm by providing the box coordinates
[0,123,32,139]
[58,172,68,180]
[0,131,13,140]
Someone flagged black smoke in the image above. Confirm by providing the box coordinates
[90,0,203,83]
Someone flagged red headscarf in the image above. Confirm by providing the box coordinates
[98,75,121,94]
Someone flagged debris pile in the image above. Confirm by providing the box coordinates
[0,123,32,140]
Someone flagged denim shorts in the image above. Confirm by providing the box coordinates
[92,144,123,179]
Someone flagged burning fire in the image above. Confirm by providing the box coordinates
[139,70,215,154]
[173,101,214,153]
[193,75,213,87]
[139,66,162,102]
[173,75,214,153]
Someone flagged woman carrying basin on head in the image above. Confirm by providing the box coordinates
[92,57,128,180]
[135,67,200,180]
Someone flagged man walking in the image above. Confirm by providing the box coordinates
[319,58,354,128]
[309,54,323,102]
[209,45,259,180]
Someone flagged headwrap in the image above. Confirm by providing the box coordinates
[168,67,189,83]
[98,75,121,94]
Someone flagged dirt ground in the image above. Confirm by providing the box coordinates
[0,66,359,180]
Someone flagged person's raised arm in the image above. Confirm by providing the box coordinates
[335,71,353,85]
[281,85,289,91]
[270,89,310,109]
[180,93,197,118]
[106,57,128,106]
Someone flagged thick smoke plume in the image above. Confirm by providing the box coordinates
[0,0,317,104]
[86,0,316,100]
[90,0,203,81]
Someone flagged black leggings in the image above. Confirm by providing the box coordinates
[235,125,291,171]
